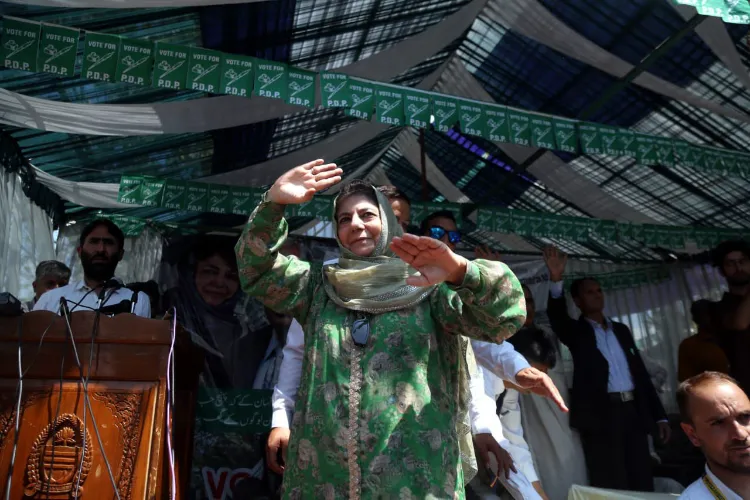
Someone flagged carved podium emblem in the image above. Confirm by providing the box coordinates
[24,413,93,498]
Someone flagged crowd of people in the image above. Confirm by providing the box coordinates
[23,158,750,499]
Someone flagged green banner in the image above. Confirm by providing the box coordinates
[410,202,463,226]
[404,89,431,129]
[685,144,705,169]
[655,137,675,167]
[508,109,532,147]
[578,123,602,155]
[38,24,78,77]
[672,0,750,24]
[346,78,375,121]
[375,85,405,126]
[254,60,287,100]
[458,99,485,138]
[294,196,333,220]
[617,129,638,158]
[153,42,189,90]
[116,37,153,86]
[475,208,496,232]
[82,32,119,83]
[432,95,459,133]
[599,125,621,156]
[590,220,618,243]
[636,134,658,166]
[186,182,209,213]
[220,53,254,98]
[553,118,578,153]
[187,47,222,93]
[530,114,555,150]
[141,178,166,207]
[195,387,272,435]
[673,140,691,166]
[320,72,349,107]
[162,180,187,210]
[1,17,41,72]
[118,176,143,205]
[484,104,510,143]
[702,147,722,173]
[286,68,316,108]
[208,184,232,214]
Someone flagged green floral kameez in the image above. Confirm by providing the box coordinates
[236,199,525,500]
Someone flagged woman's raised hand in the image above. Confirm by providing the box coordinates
[391,234,468,287]
[268,159,343,205]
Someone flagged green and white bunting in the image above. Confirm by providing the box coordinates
[655,137,675,167]
[458,99,485,138]
[530,114,554,150]
[375,85,405,127]
[82,32,119,83]
[220,54,254,98]
[254,60,287,100]
[404,89,431,129]
[141,178,166,207]
[636,134,658,166]
[230,187,257,215]
[1,17,41,73]
[410,202,463,226]
[617,129,638,158]
[672,0,750,24]
[484,104,510,143]
[507,109,532,147]
[186,183,209,213]
[346,78,375,121]
[208,184,231,214]
[553,118,578,153]
[118,176,144,205]
[578,123,602,155]
[320,72,349,108]
[38,24,79,77]
[432,95,459,133]
[294,196,333,219]
[153,42,189,91]
[187,47,222,93]
[116,38,153,86]
[286,68,316,108]
[162,180,187,210]
[599,125,621,156]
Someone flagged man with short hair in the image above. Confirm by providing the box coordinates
[24,260,71,312]
[678,372,750,499]
[544,245,669,491]
[34,219,150,318]
[710,240,750,391]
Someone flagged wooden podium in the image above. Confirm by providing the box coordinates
[0,311,201,499]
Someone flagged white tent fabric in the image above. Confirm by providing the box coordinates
[489,0,750,123]
[34,166,140,209]
[0,168,55,302]
[0,0,488,136]
[4,0,268,6]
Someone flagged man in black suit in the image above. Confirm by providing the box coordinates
[543,246,670,492]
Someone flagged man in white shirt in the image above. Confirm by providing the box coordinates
[34,219,150,318]
[678,372,750,499]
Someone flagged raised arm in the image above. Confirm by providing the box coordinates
[543,246,577,347]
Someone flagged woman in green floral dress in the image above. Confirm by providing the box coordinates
[235,159,526,499]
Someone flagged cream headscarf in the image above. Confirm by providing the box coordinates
[322,184,478,484]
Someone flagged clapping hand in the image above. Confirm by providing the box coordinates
[268,159,343,205]
[391,234,468,287]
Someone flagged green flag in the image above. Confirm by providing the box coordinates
[116,37,153,86]
[507,109,532,147]
[655,137,675,167]
[162,181,187,210]
[432,94,459,133]
[208,185,232,214]
[153,43,189,90]
[617,129,638,158]
[220,54,254,97]
[458,99,485,137]
[375,85,405,127]
[403,89,431,129]
[1,17,41,72]
[346,78,375,121]
[186,183,209,213]
[141,178,166,207]
[685,144,705,169]
[37,24,78,77]
[673,139,691,166]
[484,104,510,143]
[721,151,739,176]
[590,220,618,243]
[295,196,333,220]
[553,118,578,153]
[671,0,750,24]
[118,176,143,205]
[254,60,287,100]
[571,219,592,242]
[187,47,222,93]
[82,32,120,82]
[475,208,495,232]
[320,72,349,107]
[529,114,555,149]
[635,134,658,166]
[578,123,602,155]
[230,187,256,216]
[599,125,621,156]
[494,209,513,233]
[702,148,722,173]
[286,68,316,108]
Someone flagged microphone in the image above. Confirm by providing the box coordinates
[59,297,70,317]
[130,291,139,314]
[97,278,124,307]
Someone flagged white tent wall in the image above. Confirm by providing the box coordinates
[0,168,55,302]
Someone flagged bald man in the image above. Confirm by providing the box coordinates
[678,372,750,499]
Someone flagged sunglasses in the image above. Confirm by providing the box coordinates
[351,317,371,347]
[429,226,461,244]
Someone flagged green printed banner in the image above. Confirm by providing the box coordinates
[655,137,675,167]
[96,213,146,237]
[195,388,272,435]
[254,60,287,100]
[1,17,41,72]
[375,85,405,127]
[702,147,722,173]
[162,181,187,210]
[553,118,578,153]
[346,79,375,121]
[220,54,253,98]
[432,95,459,133]
[320,72,349,107]
[116,38,153,86]
[618,223,645,243]
[578,123,602,155]
[153,42,189,91]
[187,47,222,93]
[82,32,119,83]
[590,220,618,243]
[286,68,316,108]
[720,151,740,177]
[118,176,144,205]
[672,1,750,24]
[230,187,257,215]
[673,140,691,166]
[410,202,463,226]
[599,125,621,156]
[404,89,431,129]
[458,100,485,138]
[294,196,333,220]
[141,178,166,207]
[484,104,510,143]
[208,184,232,214]
[530,114,555,150]
[635,134,658,166]
[507,109,532,147]
[186,183,209,213]
[38,24,78,77]
[475,208,496,232]
[685,144,705,169]
[617,129,638,158]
